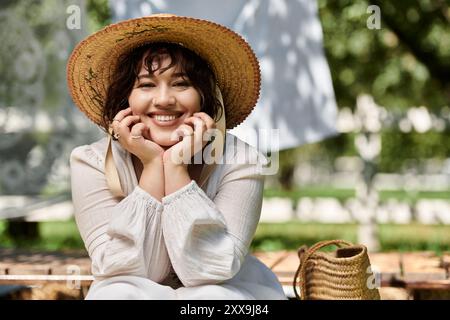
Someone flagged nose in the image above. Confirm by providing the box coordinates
[152,86,176,108]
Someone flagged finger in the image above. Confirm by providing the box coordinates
[173,124,193,142]
[129,122,146,140]
[111,108,133,133]
[112,107,132,123]
[192,113,216,143]
[176,124,194,136]
[119,115,141,128]
[184,117,206,132]
[185,117,207,144]
[183,118,207,154]
[142,124,152,140]
[130,122,146,134]
[117,115,141,136]
[193,112,216,129]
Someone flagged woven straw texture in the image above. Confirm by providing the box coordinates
[293,240,381,300]
[66,14,260,129]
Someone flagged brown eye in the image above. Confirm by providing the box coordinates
[174,81,190,87]
[139,82,155,88]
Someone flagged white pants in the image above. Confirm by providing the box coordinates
[85,255,287,300]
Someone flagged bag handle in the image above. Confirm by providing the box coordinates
[293,239,353,300]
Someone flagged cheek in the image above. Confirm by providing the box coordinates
[184,90,202,112]
[128,90,147,114]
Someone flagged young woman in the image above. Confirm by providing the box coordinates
[67,14,286,300]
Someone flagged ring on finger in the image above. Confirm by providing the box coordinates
[113,132,120,140]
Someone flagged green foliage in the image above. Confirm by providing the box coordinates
[86,0,111,31]
[380,129,450,172]
[318,0,450,111]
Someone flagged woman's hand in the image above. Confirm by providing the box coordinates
[111,107,165,166]
[163,112,216,167]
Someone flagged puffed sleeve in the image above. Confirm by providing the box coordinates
[70,145,170,282]
[161,148,266,287]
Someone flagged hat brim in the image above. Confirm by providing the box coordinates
[66,14,261,129]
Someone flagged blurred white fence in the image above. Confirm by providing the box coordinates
[260,197,450,224]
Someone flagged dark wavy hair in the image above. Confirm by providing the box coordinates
[101,42,223,133]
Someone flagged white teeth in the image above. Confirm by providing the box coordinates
[153,115,179,121]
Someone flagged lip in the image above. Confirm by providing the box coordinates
[148,112,183,117]
[149,113,185,127]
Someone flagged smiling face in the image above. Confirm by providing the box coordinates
[103,43,223,142]
[128,53,202,147]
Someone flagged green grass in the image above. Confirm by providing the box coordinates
[1,219,450,254]
[378,190,450,203]
[263,187,450,204]
[0,219,85,251]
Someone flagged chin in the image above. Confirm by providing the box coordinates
[151,132,180,147]
[156,139,178,147]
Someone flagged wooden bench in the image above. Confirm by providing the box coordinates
[1,248,450,299]
[0,248,92,299]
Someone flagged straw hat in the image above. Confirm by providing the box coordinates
[66,13,261,129]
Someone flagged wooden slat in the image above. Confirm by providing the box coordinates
[368,252,402,286]
[0,275,94,286]
[401,251,447,282]
[0,248,92,286]
[3,265,51,275]
[393,279,450,290]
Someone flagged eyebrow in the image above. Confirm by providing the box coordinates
[137,72,187,80]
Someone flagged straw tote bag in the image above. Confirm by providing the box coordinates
[293,240,381,300]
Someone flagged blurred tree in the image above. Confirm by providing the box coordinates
[292,0,450,177]
[86,0,111,31]
[319,0,450,111]
[253,0,450,184]
[0,0,96,243]
[371,0,450,101]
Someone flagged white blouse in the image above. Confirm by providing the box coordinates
[70,132,286,299]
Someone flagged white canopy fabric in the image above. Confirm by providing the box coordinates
[109,0,338,153]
